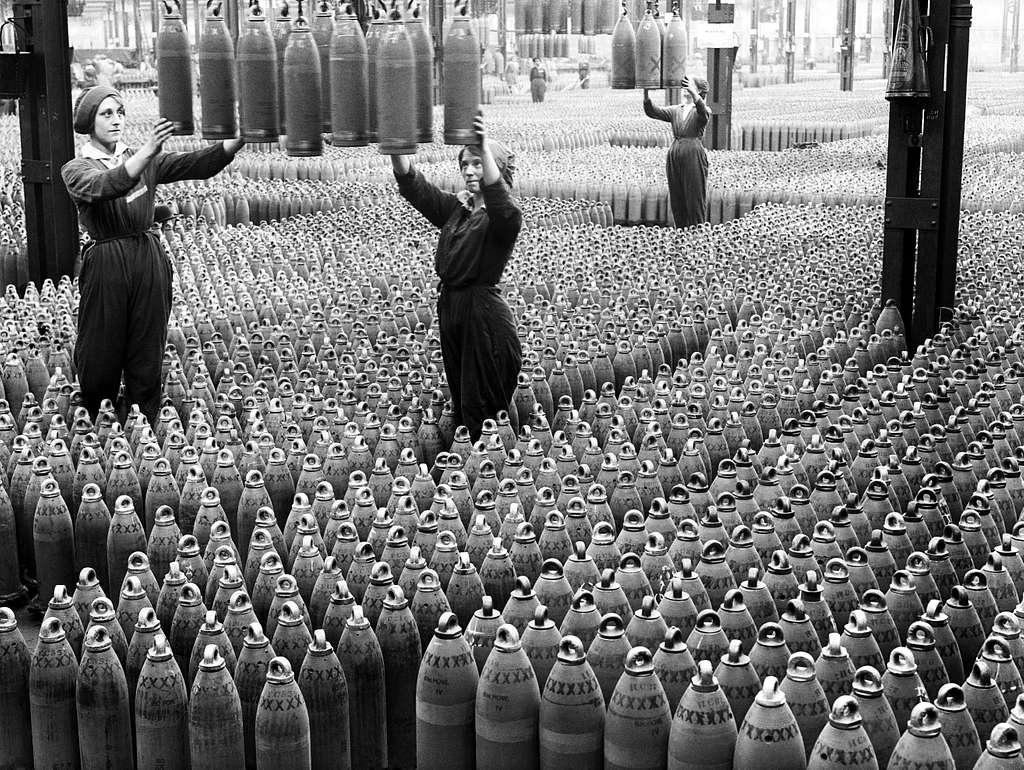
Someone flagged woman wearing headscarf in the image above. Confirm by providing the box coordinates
[643,75,710,227]
[61,85,244,425]
[390,111,522,443]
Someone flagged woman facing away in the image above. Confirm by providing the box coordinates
[643,75,710,228]
[390,111,523,443]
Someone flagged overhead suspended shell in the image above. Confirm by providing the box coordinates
[330,5,369,146]
[406,11,434,144]
[365,10,385,141]
[199,7,239,139]
[442,8,480,145]
[634,10,661,89]
[272,3,293,127]
[236,5,281,141]
[580,0,595,35]
[284,17,324,156]
[661,11,686,87]
[375,6,418,155]
[611,11,636,89]
[597,0,615,33]
[312,3,335,133]
[570,0,582,34]
[550,0,568,33]
[515,0,527,32]
[525,0,541,33]
[157,5,195,135]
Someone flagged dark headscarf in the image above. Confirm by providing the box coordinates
[73,86,122,134]
[692,76,710,96]
[458,140,516,188]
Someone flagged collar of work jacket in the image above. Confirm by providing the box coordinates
[80,141,130,168]
[456,189,487,212]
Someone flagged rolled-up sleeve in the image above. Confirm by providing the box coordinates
[396,169,460,229]
[154,142,232,184]
[61,159,136,203]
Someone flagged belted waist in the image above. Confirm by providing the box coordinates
[437,282,498,293]
[87,230,156,246]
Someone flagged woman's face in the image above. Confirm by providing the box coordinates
[92,96,125,146]
[460,150,483,193]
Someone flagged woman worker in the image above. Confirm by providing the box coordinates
[529,57,550,103]
[642,75,710,228]
[62,86,244,425]
[391,112,522,443]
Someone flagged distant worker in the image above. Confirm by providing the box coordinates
[529,57,549,103]
[504,57,519,93]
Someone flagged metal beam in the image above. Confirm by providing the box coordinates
[865,0,873,61]
[935,0,971,320]
[749,0,758,72]
[803,0,810,60]
[13,0,79,291]
[880,0,971,349]
[1012,0,1020,72]
[705,1,735,151]
[882,0,893,76]
[784,0,794,82]
[839,0,856,90]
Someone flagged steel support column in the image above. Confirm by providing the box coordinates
[880,0,972,349]
[12,0,79,291]
[1012,0,1020,71]
[705,1,734,151]
[749,0,757,72]
[784,0,794,82]
[882,0,893,76]
[839,0,856,90]
[803,0,810,59]
[865,0,874,61]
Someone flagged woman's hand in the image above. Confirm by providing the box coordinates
[391,154,414,176]
[124,117,174,179]
[472,110,487,151]
[223,135,246,155]
[473,110,502,186]
[682,76,700,101]
[141,118,174,158]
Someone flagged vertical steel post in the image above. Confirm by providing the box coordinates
[1012,0,1020,71]
[121,0,130,46]
[152,0,160,50]
[705,0,734,150]
[802,0,810,59]
[865,0,873,61]
[133,0,145,55]
[881,0,971,349]
[12,0,79,290]
[784,0,794,81]
[431,0,444,104]
[839,0,855,90]
[935,0,971,319]
[1003,0,1010,60]
[749,0,757,72]
[882,0,892,75]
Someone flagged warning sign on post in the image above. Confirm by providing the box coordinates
[700,25,740,49]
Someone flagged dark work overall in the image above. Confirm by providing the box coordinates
[62,143,232,423]
[643,95,710,227]
[396,168,523,443]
